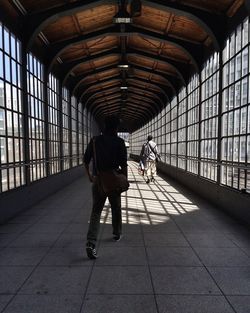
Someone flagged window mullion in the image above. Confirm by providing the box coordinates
[21,45,30,185]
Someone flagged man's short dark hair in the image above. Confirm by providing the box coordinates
[104,115,120,131]
[147,135,153,141]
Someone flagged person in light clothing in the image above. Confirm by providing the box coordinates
[140,135,159,184]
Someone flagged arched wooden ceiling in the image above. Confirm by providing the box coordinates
[1,0,248,131]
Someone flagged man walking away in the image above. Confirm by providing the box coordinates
[140,135,159,184]
[84,116,128,259]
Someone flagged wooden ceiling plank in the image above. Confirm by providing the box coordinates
[46,25,201,73]
[227,0,245,17]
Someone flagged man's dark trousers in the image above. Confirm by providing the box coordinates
[87,180,122,244]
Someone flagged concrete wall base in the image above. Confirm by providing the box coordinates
[131,154,250,227]
[0,166,84,224]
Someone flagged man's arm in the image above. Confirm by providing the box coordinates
[119,140,128,177]
[83,139,95,183]
[154,143,159,154]
[120,166,128,178]
[84,163,94,183]
[140,144,145,159]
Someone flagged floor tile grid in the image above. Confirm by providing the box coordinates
[0,296,15,313]
[0,181,87,250]
[1,177,96,312]
[153,175,237,309]
[222,232,250,259]
[78,198,113,313]
[80,167,157,312]
[153,179,213,226]
[0,220,78,312]
[146,169,250,312]
[130,162,240,313]
[0,201,71,312]
[77,252,98,313]
[0,213,47,251]
[0,175,111,312]
[134,173,162,313]
[1,161,250,313]
[152,172,250,250]
[164,222,239,313]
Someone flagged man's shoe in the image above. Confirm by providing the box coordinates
[151,177,155,182]
[146,179,150,184]
[113,234,122,242]
[86,242,98,259]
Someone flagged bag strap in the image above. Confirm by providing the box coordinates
[147,142,157,156]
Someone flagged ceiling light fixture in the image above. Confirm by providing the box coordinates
[118,63,130,69]
[113,4,132,24]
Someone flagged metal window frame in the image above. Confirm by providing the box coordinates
[0,22,25,193]
[221,17,250,191]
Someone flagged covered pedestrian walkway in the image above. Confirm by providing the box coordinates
[0,1,249,221]
[0,0,250,312]
[0,161,250,313]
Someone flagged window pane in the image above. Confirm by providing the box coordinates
[0,51,3,78]
[3,28,10,54]
[0,23,2,50]
[4,55,11,82]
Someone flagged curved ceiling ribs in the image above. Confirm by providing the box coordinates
[94,103,154,124]
[86,85,164,115]
[94,101,154,119]
[61,48,187,86]
[92,93,162,116]
[74,71,170,104]
[17,0,247,131]
[25,0,220,51]
[44,25,201,76]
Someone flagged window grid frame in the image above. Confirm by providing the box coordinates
[27,53,46,182]
[0,22,25,193]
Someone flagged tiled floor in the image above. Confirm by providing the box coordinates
[0,161,250,313]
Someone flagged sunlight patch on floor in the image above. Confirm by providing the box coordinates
[99,161,200,225]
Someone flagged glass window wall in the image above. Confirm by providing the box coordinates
[131,17,250,193]
[0,23,25,192]
[221,18,250,191]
